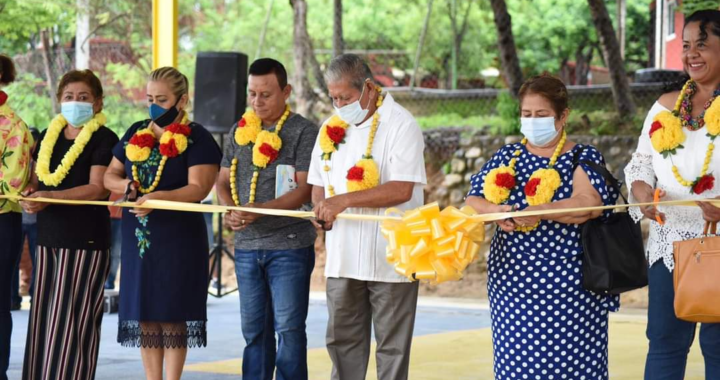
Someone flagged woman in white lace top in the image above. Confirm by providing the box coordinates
[624,10,720,380]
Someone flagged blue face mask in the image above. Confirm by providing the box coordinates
[61,101,94,128]
[520,117,559,147]
[149,102,180,128]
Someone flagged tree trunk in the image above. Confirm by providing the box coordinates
[255,0,275,60]
[489,0,523,97]
[411,0,434,89]
[41,29,59,114]
[290,0,316,118]
[575,44,593,86]
[306,36,328,99]
[587,0,636,118]
[75,0,90,70]
[447,0,474,90]
[332,0,344,58]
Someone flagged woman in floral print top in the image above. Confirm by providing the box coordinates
[0,53,33,380]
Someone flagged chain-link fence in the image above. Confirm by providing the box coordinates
[7,41,685,140]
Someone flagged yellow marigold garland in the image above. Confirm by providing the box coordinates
[128,113,190,194]
[483,150,521,204]
[319,115,349,161]
[334,88,384,196]
[652,79,718,193]
[481,131,567,232]
[321,88,383,196]
[650,111,685,157]
[234,110,263,146]
[36,112,106,187]
[230,105,291,205]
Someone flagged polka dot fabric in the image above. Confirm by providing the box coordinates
[468,143,620,380]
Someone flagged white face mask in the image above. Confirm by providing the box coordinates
[334,84,370,125]
[520,117,559,147]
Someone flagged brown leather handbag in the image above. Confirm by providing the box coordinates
[673,222,720,323]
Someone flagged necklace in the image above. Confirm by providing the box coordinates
[677,80,720,131]
[36,112,106,187]
[483,131,567,232]
[230,105,291,205]
[652,79,718,194]
[324,87,384,197]
[126,113,191,193]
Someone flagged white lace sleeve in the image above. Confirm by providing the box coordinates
[624,102,664,223]
[624,152,655,222]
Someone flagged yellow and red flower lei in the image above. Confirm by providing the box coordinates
[319,115,349,161]
[125,113,190,193]
[482,131,567,232]
[651,79,719,194]
[230,105,291,205]
[322,87,383,196]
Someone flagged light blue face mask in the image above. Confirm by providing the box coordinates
[334,83,370,125]
[61,101,94,128]
[520,117,559,147]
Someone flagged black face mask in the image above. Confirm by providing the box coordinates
[149,97,181,127]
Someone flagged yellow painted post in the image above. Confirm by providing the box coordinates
[152,0,178,69]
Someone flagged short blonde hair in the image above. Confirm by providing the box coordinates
[149,66,189,100]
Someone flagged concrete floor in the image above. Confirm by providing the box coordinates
[6,294,706,380]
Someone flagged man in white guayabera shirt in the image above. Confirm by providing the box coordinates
[308,54,427,380]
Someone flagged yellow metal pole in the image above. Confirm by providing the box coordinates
[152,0,178,69]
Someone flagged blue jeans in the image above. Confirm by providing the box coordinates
[234,246,315,380]
[105,218,122,289]
[645,261,720,379]
[11,223,37,305]
[0,213,22,380]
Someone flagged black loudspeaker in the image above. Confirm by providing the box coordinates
[193,52,248,133]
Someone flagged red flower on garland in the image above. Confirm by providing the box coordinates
[166,123,191,136]
[326,126,346,144]
[525,178,542,197]
[649,121,663,138]
[494,172,516,189]
[258,142,279,164]
[692,174,715,194]
[0,91,7,107]
[160,139,179,157]
[129,133,156,148]
[238,118,247,128]
[347,166,365,181]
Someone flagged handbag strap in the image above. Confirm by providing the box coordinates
[571,146,629,204]
[704,222,718,236]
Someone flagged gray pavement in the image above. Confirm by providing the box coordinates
[7,292,490,380]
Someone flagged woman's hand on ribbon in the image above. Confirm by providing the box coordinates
[640,188,666,223]
[632,182,666,223]
[131,193,158,218]
[494,205,516,232]
[19,189,51,214]
[512,205,541,229]
[698,196,720,222]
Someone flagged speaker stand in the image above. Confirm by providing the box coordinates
[208,132,238,298]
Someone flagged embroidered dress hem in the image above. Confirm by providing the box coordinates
[117,320,207,348]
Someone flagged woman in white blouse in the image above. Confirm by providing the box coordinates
[625,10,720,380]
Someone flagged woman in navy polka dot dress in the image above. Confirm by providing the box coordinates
[466,75,620,380]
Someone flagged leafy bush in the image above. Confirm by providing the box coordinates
[494,92,520,135]
[4,73,53,129]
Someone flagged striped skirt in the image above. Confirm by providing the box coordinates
[22,246,110,380]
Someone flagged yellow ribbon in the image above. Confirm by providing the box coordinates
[3,194,719,284]
[381,203,484,284]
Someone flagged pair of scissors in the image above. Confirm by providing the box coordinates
[113,181,139,205]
